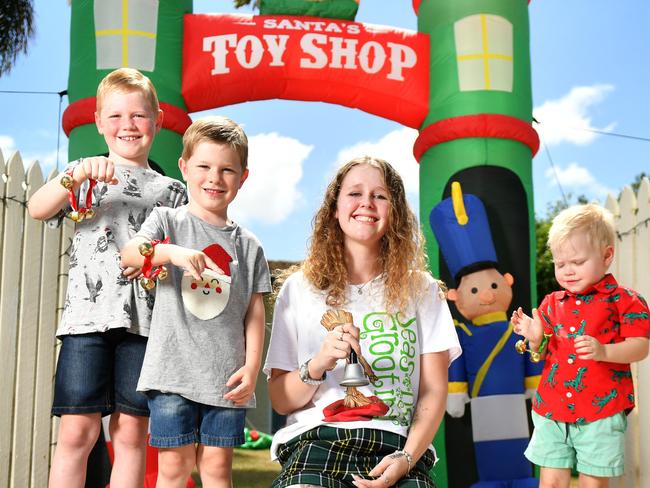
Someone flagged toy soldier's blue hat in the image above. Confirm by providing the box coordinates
[429,182,498,283]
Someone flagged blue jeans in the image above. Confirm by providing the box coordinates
[147,391,246,448]
[52,328,149,417]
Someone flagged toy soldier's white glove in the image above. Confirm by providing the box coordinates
[446,392,470,417]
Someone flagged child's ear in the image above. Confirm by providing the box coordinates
[447,289,459,302]
[239,169,249,188]
[155,109,164,131]
[95,111,103,134]
[603,245,615,266]
[178,157,188,181]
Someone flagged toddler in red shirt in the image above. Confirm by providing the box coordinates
[512,203,649,488]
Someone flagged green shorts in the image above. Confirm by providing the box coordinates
[525,411,627,477]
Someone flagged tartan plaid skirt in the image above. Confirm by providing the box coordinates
[270,426,437,488]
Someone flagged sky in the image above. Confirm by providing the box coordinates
[1,1,648,261]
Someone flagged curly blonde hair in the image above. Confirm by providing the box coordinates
[287,156,430,311]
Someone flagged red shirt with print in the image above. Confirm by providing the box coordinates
[532,274,649,423]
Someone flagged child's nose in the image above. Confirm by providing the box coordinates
[208,168,222,182]
[124,117,137,129]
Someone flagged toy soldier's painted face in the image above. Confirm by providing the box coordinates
[181,268,231,320]
[450,268,514,321]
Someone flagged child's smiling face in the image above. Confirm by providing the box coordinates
[95,89,162,166]
[179,141,248,226]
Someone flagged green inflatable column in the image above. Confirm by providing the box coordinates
[412,0,539,486]
[63,0,193,178]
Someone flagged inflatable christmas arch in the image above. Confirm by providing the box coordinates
[62,1,540,486]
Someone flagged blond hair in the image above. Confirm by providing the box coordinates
[548,203,616,252]
[284,156,431,311]
[96,68,159,114]
[181,116,248,171]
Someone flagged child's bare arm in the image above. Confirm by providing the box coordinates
[28,157,117,220]
[224,293,265,405]
[575,336,649,363]
[121,237,222,280]
[243,293,265,373]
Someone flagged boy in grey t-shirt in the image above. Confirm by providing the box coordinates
[121,116,271,487]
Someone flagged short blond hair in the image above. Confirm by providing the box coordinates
[548,203,616,252]
[96,68,159,114]
[181,116,248,171]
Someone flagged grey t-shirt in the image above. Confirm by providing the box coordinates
[52,162,187,336]
[135,206,271,408]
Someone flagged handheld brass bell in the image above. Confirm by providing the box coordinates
[340,350,369,387]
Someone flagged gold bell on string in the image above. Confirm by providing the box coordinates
[138,241,154,257]
[68,211,81,222]
[515,339,528,354]
[140,277,156,290]
[84,208,95,220]
[157,266,168,281]
[60,174,74,189]
[530,351,542,363]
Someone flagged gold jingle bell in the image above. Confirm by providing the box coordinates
[68,211,81,222]
[60,174,74,189]
[157,266,168,281]
[515,339,528,354]
[138,241,154,257]
[530,351,541,363]
[140,277,156,290]
[84,208,95,220]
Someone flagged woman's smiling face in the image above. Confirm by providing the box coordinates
[335,163,391,250]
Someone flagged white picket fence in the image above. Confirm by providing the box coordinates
[0,150,72,488]
[1,149,649,487]
[605,178,650,488]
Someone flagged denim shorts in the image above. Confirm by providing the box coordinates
[52,328,149,417]
[147,392,246,448]
[525,411,627,477]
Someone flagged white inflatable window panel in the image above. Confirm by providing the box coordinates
[454,14,513,92]
[94,0,159,71]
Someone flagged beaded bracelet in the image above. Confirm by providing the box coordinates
[388,449,413,472]
[515,333,552,363]
[138,237,170,290]
[60,165,97,222]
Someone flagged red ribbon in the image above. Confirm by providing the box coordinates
[64,166,96,216]
[322,396,389,422]
[141,237,171,278]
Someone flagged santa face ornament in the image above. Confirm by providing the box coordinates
[181,268,231,320]
[181,243,233,320]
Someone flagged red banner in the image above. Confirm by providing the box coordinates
[182,14,429,128]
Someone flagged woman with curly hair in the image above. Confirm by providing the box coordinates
[264,156,461,487]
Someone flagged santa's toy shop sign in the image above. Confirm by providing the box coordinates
[182,14,429,128]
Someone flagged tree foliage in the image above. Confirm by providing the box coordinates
[0,0,35,77]
[233,0,260,8]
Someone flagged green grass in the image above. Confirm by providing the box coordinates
[191,448,281,487]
